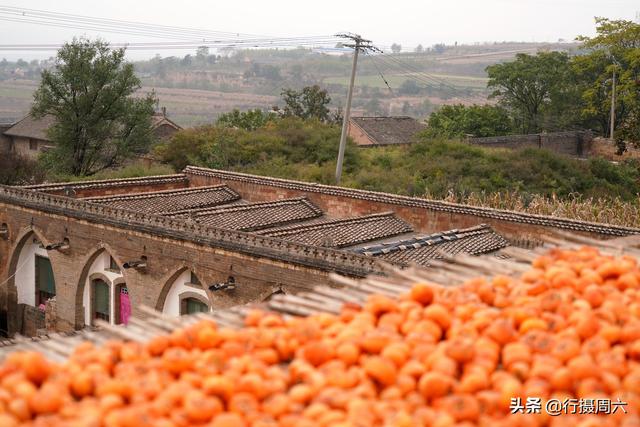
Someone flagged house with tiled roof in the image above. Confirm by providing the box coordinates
[1,165,637,337]
[1,108,182,158]
[348,116,426,146]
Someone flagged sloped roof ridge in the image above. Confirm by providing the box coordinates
[21,174,188,192]
[264,212,407,236]
[84,185,239,202]
[353,224,493,256]
[190,197,322,218]
[183,166,639,237]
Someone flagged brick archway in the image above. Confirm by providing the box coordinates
[3,227,56,336]
[155,266,208,315]
[74,246,127,329]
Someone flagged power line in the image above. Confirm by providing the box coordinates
[0,38,343,52]
[0,5,342,51]
[0,5,266,40]
[364,51,394,96]
[378,52,481,102]
[372,52,479,104]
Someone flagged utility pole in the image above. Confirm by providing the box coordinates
[335,33,377,185]
[610,66,616,140]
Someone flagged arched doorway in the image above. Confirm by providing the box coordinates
[81,250,126,326]
[13,234,56,308]
[159,269,210,317]
[91,279,110,324]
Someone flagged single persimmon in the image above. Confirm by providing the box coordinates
[418,372,453,399]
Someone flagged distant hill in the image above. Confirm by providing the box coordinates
[0,42,580,127]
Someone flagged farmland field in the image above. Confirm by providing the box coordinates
[324,73,489,90]
[0,80,278,127]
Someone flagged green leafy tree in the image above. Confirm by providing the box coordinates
[363,97,387,116]
[196,46,209,59]
[216,109,278,131]
[432,44,446,54]
[486,52,574,133]
[280,85,331,121]
[391,43,402,54]
[32,38,157,176]
[399,79,421,95]
[424,104,514,138]
[576,18,640,145]
[157,117,359,177]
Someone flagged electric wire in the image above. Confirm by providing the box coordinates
[374,50,480,103]
[364,51,394,96]
[372,52,480,103]
[0,5,267,40]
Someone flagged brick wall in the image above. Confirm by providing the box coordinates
[468,131,593,158]
[348,121,374,146]
[0,125,11,152]
[0,186,378,336]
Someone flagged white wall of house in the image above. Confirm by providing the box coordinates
[15,240,49,307]
[162,270,209,316]
[82,252,123,326]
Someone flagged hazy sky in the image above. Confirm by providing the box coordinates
[0,0,638,60]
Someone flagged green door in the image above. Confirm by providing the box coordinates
[35,256,55,306]
[93,280,110,323]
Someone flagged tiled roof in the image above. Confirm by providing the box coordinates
[184,167,640,237]
[352,224,509,266]
[4,113,180,141]
[260,212,414,248]
[3,114,56,140]
[84,185,240,214]
[350,116,426,146]
[174,198,323,231]
[151,113,182,131]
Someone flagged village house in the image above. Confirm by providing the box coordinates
[348,116,426,147]
[0,166,637,337]
[0,108,182,158]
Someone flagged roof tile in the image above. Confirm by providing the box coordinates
[174,197,323,231]
[354,224,509,266]
[84,185,240,214]
[351,116,426,146]
[260,212,414,248]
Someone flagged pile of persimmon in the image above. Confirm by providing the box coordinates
[0,246,639,426]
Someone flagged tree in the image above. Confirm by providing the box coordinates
[0,152,46,185]
[575,18,640,145]
[432,44,446,54]
[180,54,192,66]
[280,85,331,121]
[486,52,574,133]
[196,46,209,59]
[32,38,157,176]
[391,43,402,54]
[424,104,514,138]
[399,79,421,95]
[217,109,278,131]
[415,44,424,54]
[364,97,386,116]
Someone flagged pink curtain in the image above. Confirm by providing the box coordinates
[120,288,131,325]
